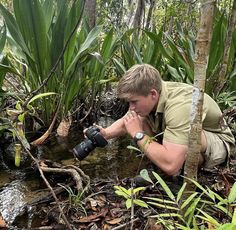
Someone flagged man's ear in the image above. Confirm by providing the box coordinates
[150,89,158,99]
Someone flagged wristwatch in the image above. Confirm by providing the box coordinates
[133,132,145,143]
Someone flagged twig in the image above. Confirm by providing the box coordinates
[111,218,140,230]
[130,179,135,230]
[29,182,74,206]
[24,227,53,230]
[79,103,94,123]
[22,147,73,230]
[110,209,153,230]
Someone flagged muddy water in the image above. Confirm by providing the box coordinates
[0,118,150,228]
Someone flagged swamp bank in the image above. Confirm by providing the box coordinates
[0,117,235,229]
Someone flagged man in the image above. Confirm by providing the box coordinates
[95,64,235,176]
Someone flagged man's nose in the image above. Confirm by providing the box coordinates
[129,104,135,110]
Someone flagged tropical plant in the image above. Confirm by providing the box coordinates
[0,23,7,103]
[110,27,167,79]
[214,91,236,135]
[114,185,148,209]
[0,23,6,54]
[0,92,57,167]
[75,27,125,111]
[216,91,236,110]
[0,0,104,129]
[138,169,236,229]
[129,11,236,108]
[58,183,87,215]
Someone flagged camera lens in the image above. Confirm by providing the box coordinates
[72,139,95,160]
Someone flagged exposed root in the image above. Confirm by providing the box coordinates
[40,164,90,192]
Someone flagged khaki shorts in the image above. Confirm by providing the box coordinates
[203,130,231,169]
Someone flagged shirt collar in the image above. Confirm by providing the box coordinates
[155,81,167,114]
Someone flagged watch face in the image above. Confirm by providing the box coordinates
[135,132,144,140]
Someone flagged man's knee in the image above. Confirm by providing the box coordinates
[201,130,228,169]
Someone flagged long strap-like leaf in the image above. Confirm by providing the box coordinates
[0,3,31,57]
[13,0,49,78]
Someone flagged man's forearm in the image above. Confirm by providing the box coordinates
[135,135,187,176]
[104,118,127,139]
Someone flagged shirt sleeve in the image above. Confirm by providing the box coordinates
[163,102,191,145]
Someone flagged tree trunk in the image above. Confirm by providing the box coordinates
[213,0,236,96]
[132,0,145,28]
[145,0,155,30]
[84,0,96,29]
[184,0,215,191]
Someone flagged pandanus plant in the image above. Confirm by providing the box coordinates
[0,0,105,143]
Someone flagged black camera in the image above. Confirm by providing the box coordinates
[73,126,108,160]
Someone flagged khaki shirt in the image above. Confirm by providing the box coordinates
[146,81,235,146]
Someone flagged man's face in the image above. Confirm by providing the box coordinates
[126,90,159,117]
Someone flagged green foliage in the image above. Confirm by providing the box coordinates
[0,0,127,128]
[0,23,6,54]
[0,92,56,167]
[58,183,87,215]
[0,24,7,95]
[216,91,236,110]
[0,0,107,126]
[136,13,235,100]
[0,0,235,135]
[138,169,236,229]
[114,185,148,209]
[97,0,124,29]
[117,29,166,73]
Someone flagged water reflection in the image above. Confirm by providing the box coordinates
[0,117,150,227]
[38,117,150,179]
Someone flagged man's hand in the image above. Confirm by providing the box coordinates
[83,117,127,140]
[123,110,144,137]
[83,125,107,139]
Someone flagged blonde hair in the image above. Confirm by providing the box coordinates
[117,64,162,99]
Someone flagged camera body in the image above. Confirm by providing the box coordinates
[73,126,108,160]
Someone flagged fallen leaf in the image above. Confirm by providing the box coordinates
[103,223,110,230]
[96,194,106,207]
[87,197,98,207]
[78,217,101,223]
[110,208,123,218]
[105,218,122,225]
[78,208,108,223]
[146,218,163,230]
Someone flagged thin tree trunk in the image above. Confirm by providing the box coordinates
[132,0,145,28]
[145,0,155,30]
[213,0,236,96]
[84,0,96,29]
[184,0,215,191]
[127,0,135,27]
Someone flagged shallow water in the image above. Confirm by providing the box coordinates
[0,117,150,228]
